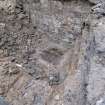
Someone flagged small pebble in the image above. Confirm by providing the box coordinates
[54,94,60,100]
[96,98,104,105]
[15,64,22,68]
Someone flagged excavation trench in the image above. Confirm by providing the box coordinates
[0,0,94,105]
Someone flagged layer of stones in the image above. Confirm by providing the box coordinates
[0,0,105,105]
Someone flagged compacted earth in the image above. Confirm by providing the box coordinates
[0,0,105,105]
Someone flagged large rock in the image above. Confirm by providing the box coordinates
[86,18,105,105]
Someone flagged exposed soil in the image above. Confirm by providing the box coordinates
[0,0,105,105]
